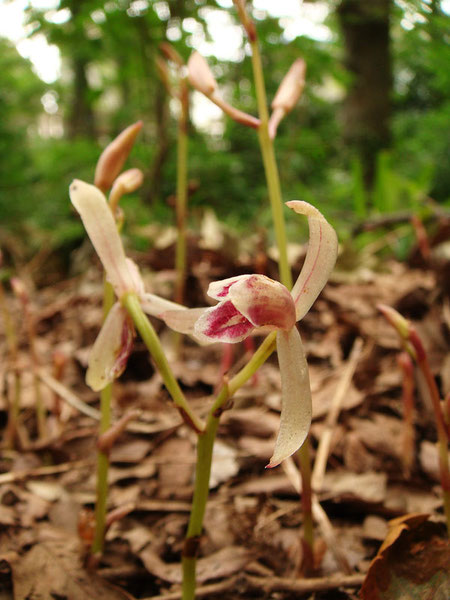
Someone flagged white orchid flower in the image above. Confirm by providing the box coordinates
[162,201,338,467]
[69,179,185,392]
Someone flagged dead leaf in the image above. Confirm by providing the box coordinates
[360,514,450,600]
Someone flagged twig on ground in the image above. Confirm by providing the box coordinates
[245,573,365,594]
[141,576,239,599]
[0,459,92,484]
[37,368,101,420]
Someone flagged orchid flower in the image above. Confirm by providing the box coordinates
[69,179,185,392]
[162,201,338,467]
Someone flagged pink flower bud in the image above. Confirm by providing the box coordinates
[109,168,144,216]
[269,59,306,139]
[187,52,217,97]
[94,121,143,193]
[272,58,306,113]
[377,304,411,340]
[10,277,29,305]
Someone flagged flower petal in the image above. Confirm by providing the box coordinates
[287,201,338,321]
[194,300,254,343]
[229,274,296,330]
[207,275,252,301]
[267,327,312,468]
[69,180,135,298]
[140,293,188,318]
[86,303,134,392]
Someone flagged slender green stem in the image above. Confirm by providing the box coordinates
[181,331,277,599]
[182,412,221,600]
[250,39,292,290]
[175,93,188,306]
[416,357,450,535]
[249,33,314,559]
[122,292,205,434]
[91,279,115,557]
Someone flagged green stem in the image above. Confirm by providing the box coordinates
[250,39,292,290]
[249,33,313,559]
[417,357,450,535]
[91,279,115,557]
[175,95,188,306]
[121,292,205,434]
[181,331,277,599]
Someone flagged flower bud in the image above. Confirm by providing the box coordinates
[187,51,217,97]
[269,59,306,139]
[94,121,143,193]
[377,304,411,340]
[109,168,144,216]
[160,42,184,67]
[272,58,306,113]
[10,277,29,305]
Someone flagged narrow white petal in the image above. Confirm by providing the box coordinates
[287,201,338,321]
[158,307,207,335]
[69,180,134,298]
[86,303,133,392]
[140,293,187,317]
[125,258,145,297]
[268,328,312,468]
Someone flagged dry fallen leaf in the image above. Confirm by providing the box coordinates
[360,513,450,600]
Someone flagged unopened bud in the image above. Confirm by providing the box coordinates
[187,52,217,97]
[269,59,306,139]
[10,277,29,305]
[109,168,144,217]
[160,42,184,67]
[377,304,411,340]
[94,121,143,193]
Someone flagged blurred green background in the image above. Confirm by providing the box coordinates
[0,0,449,262]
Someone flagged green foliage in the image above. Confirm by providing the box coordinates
[0,0,449,262]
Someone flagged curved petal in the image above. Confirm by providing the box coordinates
[287,201,338,321]
[69,180,134,298]
[267,327,312,468]
[125,258,145,297]
[86,303,134,392]
[160,307,208,335]
[194,300,254,343]
[207,275,252,301]
[229,274,295,330]
[140,293,186,317]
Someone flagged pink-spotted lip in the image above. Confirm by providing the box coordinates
[194,300,255,344]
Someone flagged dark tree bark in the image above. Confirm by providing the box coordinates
[66,0,96,139]
[68,58,96,139]
[337,0,392,189]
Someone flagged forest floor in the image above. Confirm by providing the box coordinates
[0,219,449,599]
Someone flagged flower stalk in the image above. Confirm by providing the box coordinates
[378,304,450,534]
[236,1,315,561]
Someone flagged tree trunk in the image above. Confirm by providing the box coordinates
[66,0,95,139]
[337,0,392,189]
[68,57,96,139]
